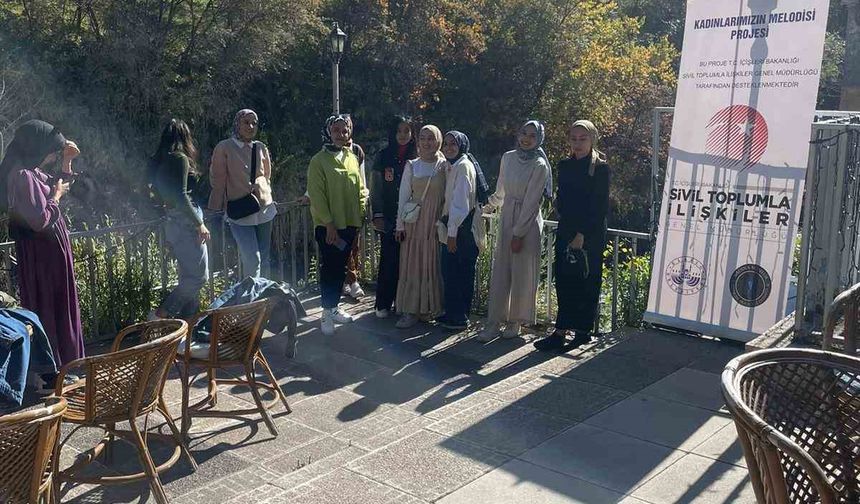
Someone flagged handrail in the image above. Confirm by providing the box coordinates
[0,202,652,338]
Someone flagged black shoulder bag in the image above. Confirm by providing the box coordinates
[226,142,261,220]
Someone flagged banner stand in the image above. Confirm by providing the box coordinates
[645,0,830,342]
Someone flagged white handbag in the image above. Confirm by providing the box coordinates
[472,206,487,252]
[401,162,435,224]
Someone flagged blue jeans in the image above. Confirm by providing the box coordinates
[441,222,479,324]
[0,309,55,407]
[229,219,273,279]
[161,208,209,318]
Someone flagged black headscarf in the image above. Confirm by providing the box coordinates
[376,115,416,172]
[0,120,66,210]
[444,130,490,206]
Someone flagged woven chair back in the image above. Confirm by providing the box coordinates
[723,349,860,503]
[0,397,67,504]
[207,299,272,364]
[79,320,186,422]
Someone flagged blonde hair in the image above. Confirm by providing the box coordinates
[571,119,606,176]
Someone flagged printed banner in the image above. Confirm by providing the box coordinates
[645,0,830,341]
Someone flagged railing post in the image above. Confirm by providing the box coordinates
[627,238,639,327]
[278,211,287,282]
[612,235,619,332]
[159,226,168,297]
[289,207,297,286]
[206,236,215,302]
[220,215,229,283]
[303,209,312,286]
[87,244,98,340]
[142,229,150,300]
[105,236,117,332]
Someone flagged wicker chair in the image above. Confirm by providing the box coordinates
[56,319,196,504]
[179,298,290,438]
[722,348,860,503]
[824,282,859,354]
[0,397,67,504]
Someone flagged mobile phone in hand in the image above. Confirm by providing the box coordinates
[58,171,77,183]
[334,237,348,251]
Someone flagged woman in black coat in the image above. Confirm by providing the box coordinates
[370,116,416,317]
[535,119,610,352]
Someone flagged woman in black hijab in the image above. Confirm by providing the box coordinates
[0,120,86,376]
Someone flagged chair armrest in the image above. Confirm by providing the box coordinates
[181,309,216,361]
[55,358,86,396]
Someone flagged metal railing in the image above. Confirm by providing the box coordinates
[355,213,651,332]
[0,203,651,339]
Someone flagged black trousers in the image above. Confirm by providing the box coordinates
[374,230,400,311]
[441,225,479,323]
[314,226,357,310]
[555,242,604,333]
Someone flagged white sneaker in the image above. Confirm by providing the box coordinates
[331,308,354,324]
[348,281,365,299]
[321,314,335,336]
[395,314,418,329]
[376,309,390,319]
[477,323,500,342]
[342,284,351,295]
[502,322,521,339]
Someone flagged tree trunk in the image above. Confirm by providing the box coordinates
[841,0,860,110]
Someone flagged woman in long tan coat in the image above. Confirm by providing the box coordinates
[394,125,447,328]
[479,120,550,341]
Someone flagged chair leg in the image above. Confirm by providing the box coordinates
[44,477,55,504]
[105,422,116,463]
[257,352,291,413]
[159,397,199,472]
[245,362,278,437]
[129,417,170,504]
[180,361,191,438]
[207,368,218,407]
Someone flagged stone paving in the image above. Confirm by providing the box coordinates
[55,295,755,503]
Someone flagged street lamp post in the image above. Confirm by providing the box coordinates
[329,22,347,115]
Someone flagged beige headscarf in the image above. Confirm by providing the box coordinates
[571,119,606,176]
[418,125,444,161]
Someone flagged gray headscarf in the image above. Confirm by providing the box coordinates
[516,120,552,199]
[232,109,258,139]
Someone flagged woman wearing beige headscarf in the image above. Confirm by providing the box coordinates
[534,119,610,352]
[394,125,447,328]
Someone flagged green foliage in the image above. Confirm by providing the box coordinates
[72,228,167,337]
[0,0,681,233]
[600,241,651,331]
[0,0,849,239]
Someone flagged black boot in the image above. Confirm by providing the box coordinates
[534,331,566,352]
[568,331,592,349]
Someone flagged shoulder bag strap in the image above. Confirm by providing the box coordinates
[416,161,436,204]
[250,141,258,181]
